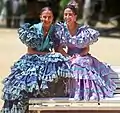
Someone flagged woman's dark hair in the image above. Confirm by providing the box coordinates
[40,7,53,15]
[64,4,77,15]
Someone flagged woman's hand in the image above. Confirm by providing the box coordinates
[56,45,70,57]
[50,48,56,54]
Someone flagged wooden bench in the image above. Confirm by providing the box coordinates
[28,66,120,113]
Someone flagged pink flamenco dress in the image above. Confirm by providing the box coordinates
[54,22,117,101]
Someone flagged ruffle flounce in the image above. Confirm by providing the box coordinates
[18,23,43,48]
[54,22,100,48]
[67,78,116,101]
[2,53,71,100]
[67,54,117,100]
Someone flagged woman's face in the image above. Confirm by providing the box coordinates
[40,10,53,27]
[64,8,77,25]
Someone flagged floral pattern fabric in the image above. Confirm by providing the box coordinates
[1,23,71,113]
[54,22,117,101]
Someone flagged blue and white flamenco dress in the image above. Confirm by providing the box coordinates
[1,23,71,113]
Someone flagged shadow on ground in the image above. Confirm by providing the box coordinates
[96,27,120,39]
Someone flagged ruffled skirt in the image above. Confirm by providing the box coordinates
[66,54,117,101]
[1,52,71,112]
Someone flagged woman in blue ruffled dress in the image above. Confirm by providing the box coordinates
[1,7,71,113]
[54,4,116,101]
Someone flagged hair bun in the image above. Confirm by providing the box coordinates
[67,0,78,8]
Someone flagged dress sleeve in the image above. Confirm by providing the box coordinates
[54,22,67,46]
[18,23,42,48]
[73,25,100,48]
[52,22,65,49]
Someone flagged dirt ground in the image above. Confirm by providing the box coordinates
[0,27,120,109]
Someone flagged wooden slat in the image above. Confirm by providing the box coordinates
[29,105,120,111]
[111,66,120,73]
[110,66,120,95]
[29,94,120,104]
[99,94,120,103]
[112,79,120,83]
[110,75,120,79]
[112,79,120,89]
[116,84,120,88]
[29,95,120,111]
[110,74,120,79]
[115,89,120,94]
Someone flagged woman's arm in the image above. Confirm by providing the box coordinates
[56,45,70,57]
[27,47,49,55]
[80,46,89,56]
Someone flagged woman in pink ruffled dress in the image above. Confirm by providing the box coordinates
[54,4,116,101]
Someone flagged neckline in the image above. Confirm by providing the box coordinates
[41,23,53,38]
[64,22,79,37]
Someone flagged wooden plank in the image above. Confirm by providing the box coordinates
[29,94,120,104]
[115,89,120,94]
[116,84,120,88]
[29,105,120,111]
[111,66,120,73]
[112,79,120,83]
[110,74,120,79]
